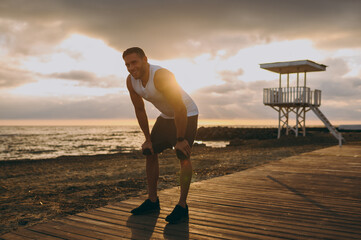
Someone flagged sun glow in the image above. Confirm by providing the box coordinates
[12,34,127,97]
[22,34,125,75]
[14,36,345,98]
[153,39,329,94]
[9,79,120,97]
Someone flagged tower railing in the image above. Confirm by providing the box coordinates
[263,87,321,106]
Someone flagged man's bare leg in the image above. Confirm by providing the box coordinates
[165,158,192,223]
[146,154,159,202]
[130,153,160,215]
[178,158,192,208]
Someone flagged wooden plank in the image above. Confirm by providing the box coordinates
[2,228,63,240]
[80,205,282,240]
[29,223,96,240]
[185,190,361,218]
[76,210,244,239]
[49,220,122,240]
[0,232,33,240]
[76,210,165,239]
[84,208,216,240]
[55,218,134,239]
[187,189,360,223]
[64,215,134,239]
[188,187,361,208]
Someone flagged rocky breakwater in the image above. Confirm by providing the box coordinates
[195,127,279,146]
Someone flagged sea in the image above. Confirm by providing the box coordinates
[0,126,228,161]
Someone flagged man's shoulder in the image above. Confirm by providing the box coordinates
[154,68,174,82]
[151,64,170,76]
[150,64,163,71]
[154,68,170,75]
[153,68,176,92]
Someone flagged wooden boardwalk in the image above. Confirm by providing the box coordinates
[2,144,361,239]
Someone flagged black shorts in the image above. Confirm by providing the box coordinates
[151,115,198,154]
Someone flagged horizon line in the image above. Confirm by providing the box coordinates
[0,118,360,127]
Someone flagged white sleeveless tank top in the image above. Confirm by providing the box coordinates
[131,64,198,119]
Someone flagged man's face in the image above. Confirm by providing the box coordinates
[124,53,147,79]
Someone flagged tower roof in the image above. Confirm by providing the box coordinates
[260,60,327,74]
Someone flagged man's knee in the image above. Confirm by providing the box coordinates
[146,154,158,162]
[180,158,192,168]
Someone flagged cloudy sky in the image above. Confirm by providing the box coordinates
[1,0,360,126]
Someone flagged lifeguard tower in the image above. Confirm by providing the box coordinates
[261,60,343,146]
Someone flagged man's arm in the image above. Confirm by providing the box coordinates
[126,75,152,146]
[154,69,190,157]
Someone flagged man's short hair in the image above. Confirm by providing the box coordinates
[122,47,146,59]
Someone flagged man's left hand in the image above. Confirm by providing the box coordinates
[175,139,191,158]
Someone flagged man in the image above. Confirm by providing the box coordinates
[123,47,198,224]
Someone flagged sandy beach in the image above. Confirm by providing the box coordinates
[1,129,360,235]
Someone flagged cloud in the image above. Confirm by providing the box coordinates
[0,18,68,56]
[312,58,361,99]
[0,93,136,119]
[48,70,124,88]
[218,68,244,83]
[0,92,161,120]
[192,75,276,119]
[1,0,360,59]
[0,65,37,88]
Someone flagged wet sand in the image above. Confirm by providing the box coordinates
[1,132,360,234]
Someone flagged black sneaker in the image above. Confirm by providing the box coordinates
[130,198,160,215]
[165,204,189,224]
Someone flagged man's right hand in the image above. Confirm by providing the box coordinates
[142,140,154,155]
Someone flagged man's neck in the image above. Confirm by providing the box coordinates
[140,64,150,86]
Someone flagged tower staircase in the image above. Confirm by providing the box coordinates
[309,105,344,146]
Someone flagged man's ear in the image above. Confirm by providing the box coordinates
[143,56,148,62]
